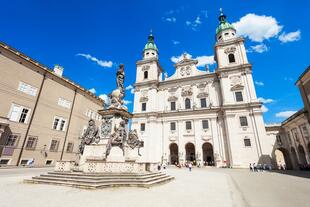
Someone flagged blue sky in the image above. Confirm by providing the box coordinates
[1,0,309,123]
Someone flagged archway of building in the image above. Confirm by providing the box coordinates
[290,147,299,169]
[297,145,307,165]
[185,143,196,163]
[274,148,292,170]
[169,143,179,165]
[202,142,214,166]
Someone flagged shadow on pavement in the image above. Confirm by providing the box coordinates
[271,170,310,179]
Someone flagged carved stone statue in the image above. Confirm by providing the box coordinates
[116,64,125,93]
[79,119,100,154]
[109,64,126,109]
[127,129,144,156]
[106,120,127,157]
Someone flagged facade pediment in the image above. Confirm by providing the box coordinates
[197,92,209,98]
[230,84,244,91]
[168,96,178,102]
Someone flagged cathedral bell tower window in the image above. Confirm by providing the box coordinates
[144,71,148,79]
[228,54,236,63]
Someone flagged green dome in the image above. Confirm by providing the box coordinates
[216,10,236,35]
[143,33,158,52]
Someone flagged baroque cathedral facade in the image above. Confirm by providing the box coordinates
[131,11,269,168]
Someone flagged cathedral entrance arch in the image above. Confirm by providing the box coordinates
[275,148,292,170]
[185,143,195,162]
[297,145,307,166]
[169,143,179,164]
[202,142,214,166]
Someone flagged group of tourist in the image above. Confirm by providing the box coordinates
[249,163,272,172]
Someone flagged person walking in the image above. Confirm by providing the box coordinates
[189,162,192,172]
[249,163,252,171]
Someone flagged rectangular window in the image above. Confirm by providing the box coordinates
[20,160,29,165]
[50,140,59,152]
[235,91,243,102]
[170,122,176,131]
[140,123,145,132]
[202,120,209,129]
[8,104,30,123]
[170,101,176,111]
[142,103,147,111]
[25,136,38,150]
[18,81,37,96]
[52,117,66,131]
[0,159,10,165]
[244,138,251,147]
[239,116,248,127]
[66,142,74,153]
[58,98,71,109]
[200,98,207,108]
[46,160,53,165]
[185,121,192,130]
[5,134,19,147]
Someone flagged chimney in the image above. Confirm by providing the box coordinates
[53,64,64,77]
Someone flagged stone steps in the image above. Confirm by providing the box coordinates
[24,171,174,189]
[40,172,163,181]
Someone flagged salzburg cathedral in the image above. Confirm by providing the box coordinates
[131,11,269,168]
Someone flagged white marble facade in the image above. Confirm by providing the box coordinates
[131,13,269,168]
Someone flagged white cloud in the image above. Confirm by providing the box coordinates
[201,10,208,18]
[76,53,113,68]
[125,85,135,94]
[279,30,301,43]
[275,110,297,118]
[99,94,110,105]
[164,17,176,22]
[195,55,216,67]
[172,40,180,45]
[88,88,96,94]
[250,44,268,53]
[261,105,269,113]
[258,97,274,104]
[255,81,264,86]
[123,100,132,105]
[186,16,202,31]
[284,77,294,81]
[232,13,283,42]
[125,85,133,90]
[171,52,215,67]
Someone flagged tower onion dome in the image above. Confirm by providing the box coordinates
[215,8,236,35]
[143,32,158,52]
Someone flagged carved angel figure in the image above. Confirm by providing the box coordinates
[127,129,144,156]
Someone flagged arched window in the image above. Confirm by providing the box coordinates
[144,71,148,79]
[228,54,236,63]
[185,98,191,109]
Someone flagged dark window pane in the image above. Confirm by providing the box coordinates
[170,122,176,131]
[244,138,251,147]
[235,92,243,102]
[185,121,192,130]
[200,98,207,108]
[202,120,209,129]
[240,116,248,126]
[228,54,235,63]
[142,103,147,111]
[185,98,191,109]
[140,123,145,131]
[171,102,176,111]
[144,71,148,79]
[19,108,29,123]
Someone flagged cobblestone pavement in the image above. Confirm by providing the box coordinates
[0,167,309,207]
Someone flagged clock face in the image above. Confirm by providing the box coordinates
[186,66,191,75]
[180,67,185,76]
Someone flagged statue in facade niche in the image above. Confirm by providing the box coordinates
[127,129,144,156]
[109,64,126,109]
[105,120,127,157]
[79,119,100,154]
